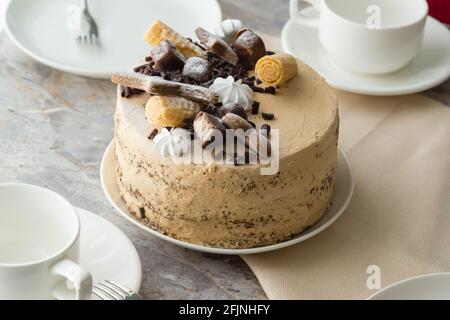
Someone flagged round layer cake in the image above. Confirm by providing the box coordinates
[114,57,339,249]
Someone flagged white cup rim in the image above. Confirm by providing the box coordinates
[0,183,80,268]
[322,0,429,31]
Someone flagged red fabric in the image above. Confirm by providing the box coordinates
[428,0,450,24]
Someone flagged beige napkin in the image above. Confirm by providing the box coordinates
[242,34,450,300]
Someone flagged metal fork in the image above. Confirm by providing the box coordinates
[75,0,99,43]
[91,280,142,300]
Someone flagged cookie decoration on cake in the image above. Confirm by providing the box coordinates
[144,20,206,58]
[150,40,185,72]
[111,71,217,104]
[195,28,239,65]
[255,53,298,87]
[193,112,226,148]
[216,103,248,120]
[232,29,267,67]
[145,96,202,127]
[182,57,213,83]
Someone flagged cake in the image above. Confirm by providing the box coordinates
[112,20,339,249]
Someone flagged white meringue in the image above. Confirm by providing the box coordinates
[209,76,254,111]
[214,19,243,43]
[153,128,191,158]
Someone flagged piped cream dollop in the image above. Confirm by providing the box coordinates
[214,19,243,43]
[209,76,254,111]
[153,128,191,158]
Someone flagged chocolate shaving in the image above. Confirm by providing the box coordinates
[262,112,275,121]
[264,86,276,95]
[148,128,159,140]
[251,101,260,115]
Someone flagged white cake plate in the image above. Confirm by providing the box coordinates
[5,0,222,79]
[281,11,450,96]
[100,140,354,255]
[76,207,142,299]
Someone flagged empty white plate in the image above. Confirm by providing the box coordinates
[77,207,142,298]
[369,273,450,300]
[282,10,450,96]
[100,140,354,255]
[5,0,222,79]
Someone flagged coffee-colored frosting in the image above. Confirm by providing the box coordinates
[114,59,339,248]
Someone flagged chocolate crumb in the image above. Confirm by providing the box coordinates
[266,51,276,55]
[148,129,159,140]
[265,86,276,95]
[251,101,260,115]
[148,129,158,140]
[262,113,274,121]
[256,78,262,85]
[139,207,146,219]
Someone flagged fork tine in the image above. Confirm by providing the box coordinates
[92,284,118,300]
[97,281,128,299]
[104,280,133,296]
[91,288,108,300]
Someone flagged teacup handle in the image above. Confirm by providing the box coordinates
[289,0,321,28]
[51,259,93,300]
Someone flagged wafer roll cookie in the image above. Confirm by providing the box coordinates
[255,53,298,87]
[144,20,207,58]
[145,96,201,127]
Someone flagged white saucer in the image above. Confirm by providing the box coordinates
[100,140,354,255]
[281,12,450,96]
[368,273,450,300]
[5,0,222,79]
[76,207,142,298]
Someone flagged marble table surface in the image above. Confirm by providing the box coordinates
[0,0,448,300]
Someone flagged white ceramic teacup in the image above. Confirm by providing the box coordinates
[290,0,428,74]
[0,183,92,300]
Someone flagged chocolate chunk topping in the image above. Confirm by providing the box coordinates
[139,207,146,219]
[182,57,213,83]
[216,103,248,120]
[232,29,267,67]
[196,28,239,65]
[221,113,253,131]
[262,113,274,121]
[148,128,159,140]
[264,86,276,95]
[251,101,260,115]
[194,112,226,148]
[150,40,185,72]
